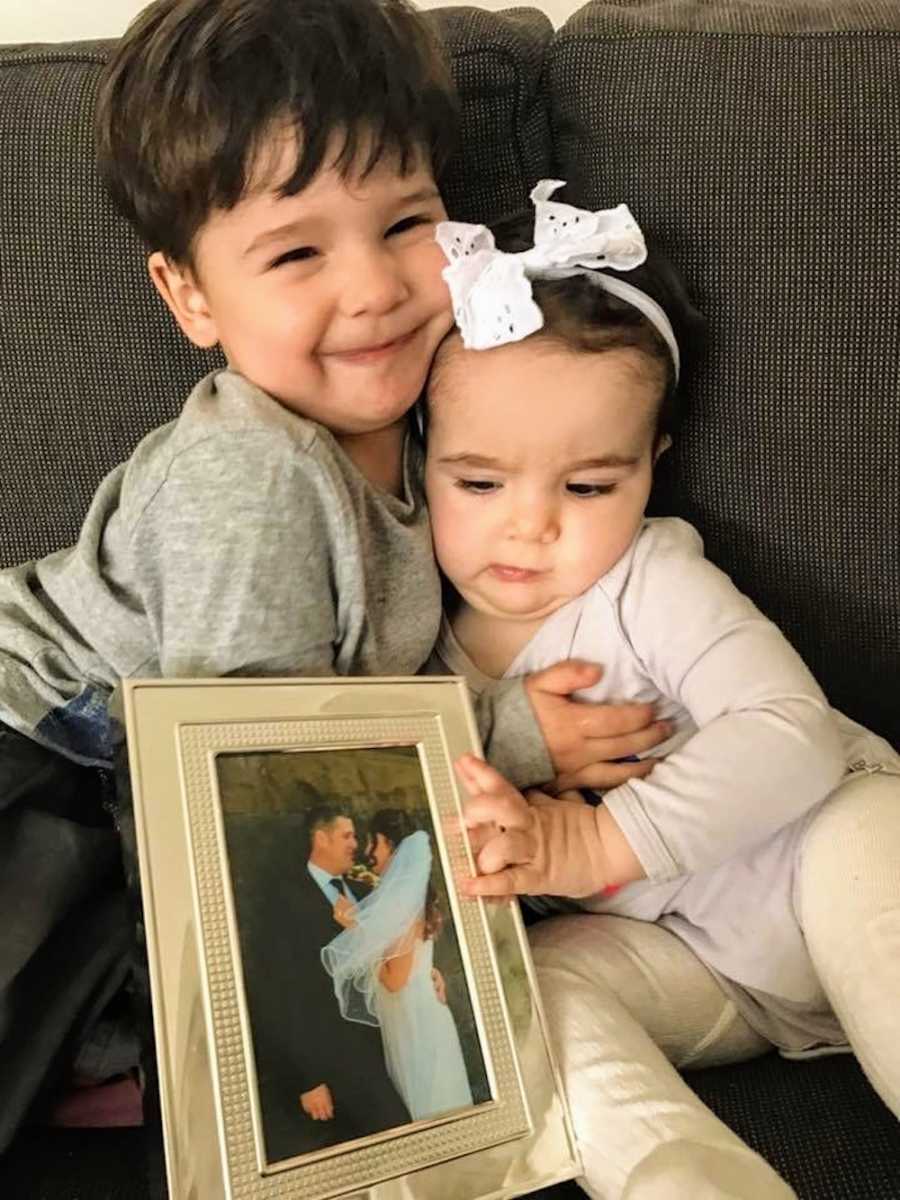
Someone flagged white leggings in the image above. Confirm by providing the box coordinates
[529,772,900,1200]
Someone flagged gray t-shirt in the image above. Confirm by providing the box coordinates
[0,371,442,765]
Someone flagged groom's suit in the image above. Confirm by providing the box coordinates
[236,839,409,1163]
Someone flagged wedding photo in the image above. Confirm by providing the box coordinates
[215,744,492,1166]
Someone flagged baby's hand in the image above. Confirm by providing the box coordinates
[524,660,671,790]
[455,755,643,899]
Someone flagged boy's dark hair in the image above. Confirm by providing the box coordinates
[96,0,459,266]
[430,207,704,444]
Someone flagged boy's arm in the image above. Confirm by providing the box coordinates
[471,676,553,790]
[599,521,846,883]
[422,637,550,787]
[130,435,338,677]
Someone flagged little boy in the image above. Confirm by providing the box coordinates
[0,0,664,1152]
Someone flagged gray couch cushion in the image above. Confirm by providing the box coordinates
[0,42,223,568]
[0,6,553,566]
[547,0,900,744]
[431,6,554,224]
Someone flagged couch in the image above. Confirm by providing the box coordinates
[0,1,898,1196]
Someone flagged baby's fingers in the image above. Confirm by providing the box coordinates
[455,755,529,830]
[475,828,534,876]
[455,753,508,796]
[461,863,535,898]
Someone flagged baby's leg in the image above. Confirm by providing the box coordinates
[529,913,795,1200]
[799,769,900,1116]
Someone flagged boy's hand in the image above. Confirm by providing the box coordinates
[455,755,644,899]
[524,660,671,790]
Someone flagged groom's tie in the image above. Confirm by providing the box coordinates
[330,876,348,899]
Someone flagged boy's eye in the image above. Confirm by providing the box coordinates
[567,482,617,497]
[454,478,500,494]
[270,246,318,269]
[387,213,431,237]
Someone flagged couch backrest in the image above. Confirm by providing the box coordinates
[547,0,900,744]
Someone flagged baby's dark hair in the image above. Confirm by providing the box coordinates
[428,206,703,446]
[368,808,443,940]
[96,0,458,266]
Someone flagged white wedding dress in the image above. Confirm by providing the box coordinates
[321,830,474,1122]
[374,934,473,1120]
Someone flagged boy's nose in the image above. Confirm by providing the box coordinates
[340,247,409,317]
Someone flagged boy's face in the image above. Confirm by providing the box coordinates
[425,338,664,625]
[149,132,452,438]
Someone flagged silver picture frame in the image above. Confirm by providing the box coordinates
[122,675,580,1200]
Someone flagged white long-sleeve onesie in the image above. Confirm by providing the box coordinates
[439,517,900,1039]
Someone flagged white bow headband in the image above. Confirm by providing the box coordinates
[435,179,680,379]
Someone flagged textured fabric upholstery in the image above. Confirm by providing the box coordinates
[0,5,552,567]
[546,0,900,746]
[432,6,554,223]
[0,42,223,568]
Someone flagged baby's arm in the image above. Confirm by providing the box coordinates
[600,521,846,881]
[456,755,644,898]
[129,433,338,677]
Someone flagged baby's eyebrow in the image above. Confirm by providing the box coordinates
[436,453,640,470]
[436,453,503,468]
[567,455,641,470]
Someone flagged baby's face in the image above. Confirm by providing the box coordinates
[425,337,662,625]
[153,128,452,439]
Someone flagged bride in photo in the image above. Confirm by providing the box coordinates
[321,809,474,1121]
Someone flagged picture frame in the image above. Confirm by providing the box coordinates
[122,675,580,1200]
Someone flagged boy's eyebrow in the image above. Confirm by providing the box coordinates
[244,186,443,258]
[436,453,641,469]
[245,220,314,257]
[396,185,443,205]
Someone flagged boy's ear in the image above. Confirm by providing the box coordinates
[147,251,219,348]
[653,433,673,462]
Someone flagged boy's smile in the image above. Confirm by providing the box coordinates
[149,130,453,454]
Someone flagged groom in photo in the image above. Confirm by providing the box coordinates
[236,797,410,1162]
[294,803,414,1138]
